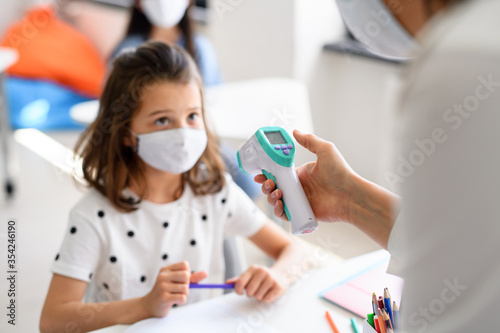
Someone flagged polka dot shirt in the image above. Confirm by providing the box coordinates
[51,173,266,305]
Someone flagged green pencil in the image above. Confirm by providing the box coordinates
[351,317,360,333]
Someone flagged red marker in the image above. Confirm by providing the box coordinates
[374,315,381,333]
[378,296,385,310]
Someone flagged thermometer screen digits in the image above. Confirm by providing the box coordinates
[264,131,287,145]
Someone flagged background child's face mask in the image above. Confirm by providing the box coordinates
[132,127,207,174]
[141,0,189,29]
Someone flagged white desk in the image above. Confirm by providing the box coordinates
[92,250,390,333]
[70,77,315,140]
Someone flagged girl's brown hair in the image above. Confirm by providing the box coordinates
[75,41,225,212]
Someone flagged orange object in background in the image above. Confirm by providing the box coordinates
[0,5,105,98]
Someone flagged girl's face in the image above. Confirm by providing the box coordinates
[130,81,204,136]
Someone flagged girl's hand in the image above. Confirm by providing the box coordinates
[141,261,207,318]
[255,130,356,224]
[226,265,285,303]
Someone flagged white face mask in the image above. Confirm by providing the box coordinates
[132,127,208,174]
[335,0,418,61]
[141,0,189,29]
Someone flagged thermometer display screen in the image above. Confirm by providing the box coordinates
[265,131,287,144]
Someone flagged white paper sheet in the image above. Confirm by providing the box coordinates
[125,295,279,333]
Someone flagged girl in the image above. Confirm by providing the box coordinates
[110,0,260,200]
[39,41,302,332]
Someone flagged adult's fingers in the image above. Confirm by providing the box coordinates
[254,174,267,184]
[273,200,288,221]
[293,130,333,156]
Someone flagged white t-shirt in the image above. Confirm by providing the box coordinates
[387,0,500,332]
[51,173,267,304]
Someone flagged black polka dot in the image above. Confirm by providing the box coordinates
[201,214,207,221]
[89,273,93,280]
[163,221,169,228]
[191,270,195,274]
[70,226,77,234]
[162,253,168,260]
[190,239,196,246]
[103,283,109,290]
[140,275,146,283]
[172,304,178,308]
[98,210,105,218]
[110,256,117,263]
[55,254,59,261]
[228,212,232,218]
[221,198,226,204]
[127,231,134,237]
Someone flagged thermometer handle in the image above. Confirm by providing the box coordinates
[263,165,318,235]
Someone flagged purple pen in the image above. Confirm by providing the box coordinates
[189,283,235,289]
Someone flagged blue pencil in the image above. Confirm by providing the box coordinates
[392,301,400,330]
[189,283,235,289]
[384,288,393,326]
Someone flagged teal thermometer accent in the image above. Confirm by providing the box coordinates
[237,126,318,235]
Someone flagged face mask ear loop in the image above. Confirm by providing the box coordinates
[128,128,140,153]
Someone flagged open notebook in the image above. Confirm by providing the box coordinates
[319,256,404,318]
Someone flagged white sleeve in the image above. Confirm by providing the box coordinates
[51,209,103,282]
[387,39,500,332]
[223,175,268,237]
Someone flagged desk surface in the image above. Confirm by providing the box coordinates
[92,250,390,333]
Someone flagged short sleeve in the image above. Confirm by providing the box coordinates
[51,209,103,282]
[224,176,267,237]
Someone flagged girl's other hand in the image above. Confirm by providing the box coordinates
[141,261,207,318]
[226,265,285,303]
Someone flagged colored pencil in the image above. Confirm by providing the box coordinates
[189,283,235,289]
[325,311,340,333]
[351,317,360,333]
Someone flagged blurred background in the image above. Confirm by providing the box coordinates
[0,0,403,331]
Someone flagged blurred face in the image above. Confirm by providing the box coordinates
[129,81,204,139]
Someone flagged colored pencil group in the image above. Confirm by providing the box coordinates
[367,288,399,332]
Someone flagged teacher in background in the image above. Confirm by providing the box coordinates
[257,0,500,332]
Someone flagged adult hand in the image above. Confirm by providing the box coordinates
[256,130,399,249]
[141,261,207,317]
[255,130,356,223]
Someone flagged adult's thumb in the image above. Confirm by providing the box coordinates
[293,130,327,155]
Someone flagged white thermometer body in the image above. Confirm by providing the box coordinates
[237,127,318,235]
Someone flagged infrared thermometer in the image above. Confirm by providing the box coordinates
[237,127,318,235]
